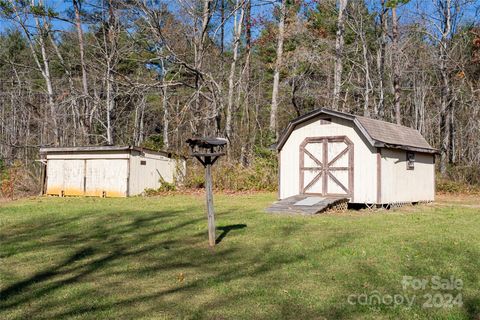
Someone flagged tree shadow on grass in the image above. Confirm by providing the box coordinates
[0,202,331,319]
[215,224,247,244]
[0,247,96,301]
[0,205,203,305]
[4,201,479,319]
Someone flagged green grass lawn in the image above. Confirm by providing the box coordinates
[1,193,479,319]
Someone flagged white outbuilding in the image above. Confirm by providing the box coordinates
[276,108,437,206]
[39,146,185,197]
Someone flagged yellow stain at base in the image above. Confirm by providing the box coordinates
[84,189,126,198]
[46,186,126,197]
[65,188,85,196]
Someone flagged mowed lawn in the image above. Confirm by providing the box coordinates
[0,193,479,320]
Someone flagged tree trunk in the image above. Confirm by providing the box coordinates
[220,0,225,55]
[270,0,287,139]
[43,13,81,146]
[449,106,455,164]
[33,7,59,145]
[73,0,91,143]
[333,0,348,110]
[439,0,452,176]
[241,0,252,166]
[414,71,426,135]
[376,0,387,118]
[106,63,114,145]
[192,0,212,134]
[134,95,145,145]
[105,0,117,145]
[361,31,371,117]
[225,0,244,142]
[391,6,401,125]
[161,59,169,149]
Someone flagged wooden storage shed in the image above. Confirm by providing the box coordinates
[39,146,185,197]
[276,108,437,206]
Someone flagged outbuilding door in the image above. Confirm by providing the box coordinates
[46,158,128,197]
[85,159,128,197]
[299,136,353,197]
[46,159,85,196]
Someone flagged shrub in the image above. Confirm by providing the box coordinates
[143,176,177,195]
[141,134,164,151]
[436,165,480,194]
[444,165,480,186]
[436,178,480,194]
[184,150,278,191]
[0,161,41,199]
[0,165,16,200]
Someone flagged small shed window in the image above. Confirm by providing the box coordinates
[319,118,331,125]
[140,160,147,166]
[406,152,415,170]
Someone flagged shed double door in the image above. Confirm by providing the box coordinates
[46,159,128,197]
[46,159,85,196]
[300,136,353,197]
[84,159,128,197]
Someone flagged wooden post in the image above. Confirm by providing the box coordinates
[39,161,47,196]
[186,137,227,248]
[204,157,216,247]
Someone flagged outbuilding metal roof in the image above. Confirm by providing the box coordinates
[276,108,438,154]
[39,145,183,158]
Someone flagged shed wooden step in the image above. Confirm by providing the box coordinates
[265,195,348,215]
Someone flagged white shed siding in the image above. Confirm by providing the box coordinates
[43,148,185,197]
[280,117,378,203]
[46,159,85,196]
[85,159,128,197]
[380,149,435,203]
[128,151,182,195]
[46,158,129,197]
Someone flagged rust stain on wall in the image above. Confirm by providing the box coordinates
[46,186,126,197]
[85,189,126,197]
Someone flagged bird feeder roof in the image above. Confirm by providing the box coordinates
[186,137,228,149]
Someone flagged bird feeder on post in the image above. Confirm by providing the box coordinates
[186,137,227,247]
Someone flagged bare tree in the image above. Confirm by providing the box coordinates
[103,0,119,145]
[73,0,91,142]
[161,58,169,149]
[376,0,388,118]
[7,0,60,145]
[192,0,213,134]
[270,0,287,138]
[391,5,401,124]
[438,0,453,175]
[240,0,253,165]
[225,0,245,142]
[333,0,348,110]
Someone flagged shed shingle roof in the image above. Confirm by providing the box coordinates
[355,116,433,150]
[276,108,438,154]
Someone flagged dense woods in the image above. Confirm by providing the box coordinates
[0,0,480,193]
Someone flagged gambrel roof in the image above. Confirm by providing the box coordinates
[276,108,438,154]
